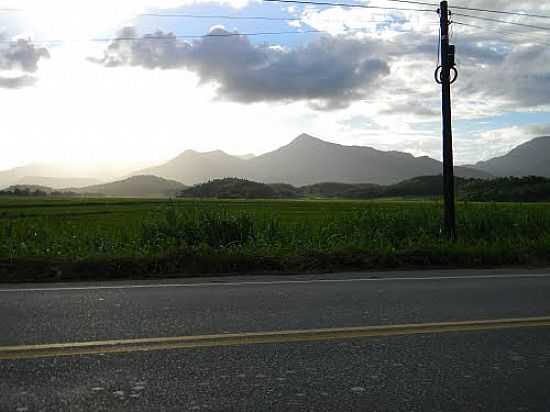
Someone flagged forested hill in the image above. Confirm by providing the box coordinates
[177,176,550,202]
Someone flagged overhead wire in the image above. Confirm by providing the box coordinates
[453,12,550,32]
[259,0,550,27]
[262,0,436,13]
[450,4,550,20]
[103,30,325,41]
[453,20,550,47]
[139,12,409,25]
[140,13,302,21]
[365,0,437,6]
[259,0,550,22]
[2,0,550,20]
[0,0,439,14]
[266,0,550,18]
[7,20,438,45]
[364,0,550,19]
[0,8,433,45]
[0,30,327,45]
[2,23,438,45]
[0,8,417,23]
[4,1,548,49]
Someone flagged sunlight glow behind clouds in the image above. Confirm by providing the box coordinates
[1,0,550,173]
[1,0,249,40]
[0,46,322,170]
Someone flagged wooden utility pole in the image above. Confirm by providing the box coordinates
[438,0,456,240]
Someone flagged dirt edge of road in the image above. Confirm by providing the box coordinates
[2,250,550,283]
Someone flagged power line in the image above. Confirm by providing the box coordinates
[0,30,327,45]
[140,13,302,21]
[0,1,438,14]
[453,21,550,47]
[3,1,550,21]
[105,30,325,41]
[262,0,436,13]
[450,5,550,20]
[453,12,550,32]
[368,0,437,6]
[0,7,426,26]
[0,8,411,24]
[139,13,409,24]
[94,25,433,42]
[1,15,435,45]
[260,0,550,21]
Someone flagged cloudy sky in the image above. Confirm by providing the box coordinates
[1,0,549,174]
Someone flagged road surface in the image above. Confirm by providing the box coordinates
[1,268,550,411]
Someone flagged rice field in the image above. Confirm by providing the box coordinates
[1,197,549,280]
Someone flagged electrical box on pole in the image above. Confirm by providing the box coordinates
[436,0,457,240]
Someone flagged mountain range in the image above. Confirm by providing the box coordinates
[137,134,491,186]
[471,136,550,177]
[0,164,102,189]
[2,134,550,191]
[0,161,148,189]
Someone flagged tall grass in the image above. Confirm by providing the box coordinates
[1,199,549,262]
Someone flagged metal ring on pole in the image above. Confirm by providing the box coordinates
[434,65,458,85]
[434,65,443,84]
[449,66,458,84]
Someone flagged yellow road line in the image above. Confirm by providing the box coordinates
[2,316,550,360]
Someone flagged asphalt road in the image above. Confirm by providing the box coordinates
[1,269,550,411]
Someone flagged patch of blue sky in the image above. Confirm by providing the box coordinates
[134,2,324,47]
[0,13,25,40]
[413,111,550,139]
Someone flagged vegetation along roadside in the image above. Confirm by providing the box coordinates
[1,197,549,282]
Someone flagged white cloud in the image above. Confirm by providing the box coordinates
[93,27,391,110]
[0,38,50,88]
[474,123,550,160]
[0,46,331,172]
[0,0,251,41]
[2,0,550,173]
[297,5,438,37]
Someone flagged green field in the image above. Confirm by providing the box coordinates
[1,197,549,281]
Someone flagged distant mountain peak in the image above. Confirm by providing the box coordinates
[130,134,491,186]
[178,149,233,159]
[205,149,232,157]
[291,133,326,145]
[510,136,550,152]
[237,153,256,160]
[174,149,199,160]
[472,135,550,177]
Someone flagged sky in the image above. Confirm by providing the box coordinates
[0,0,550,175]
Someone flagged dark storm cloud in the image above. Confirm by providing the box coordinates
[457,43,550,108]
[94,27,390,110]
[94,21,550,112]
[0,38,50,89]
[382,29,550,111]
